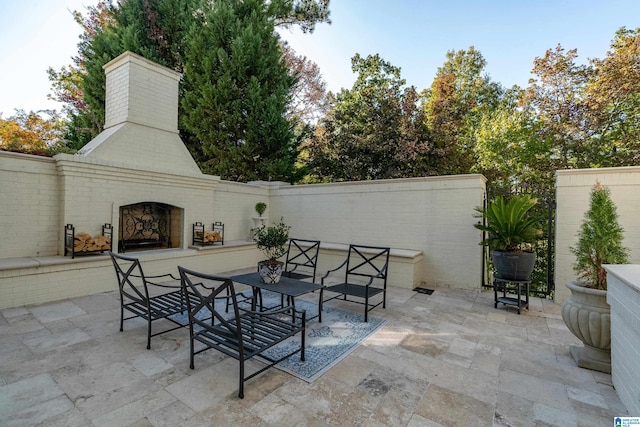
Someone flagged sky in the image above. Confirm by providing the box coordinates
[1,0,640,117]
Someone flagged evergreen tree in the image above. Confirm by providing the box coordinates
[181,0,300,182]
[570,182,629,289]
[77,0,197,141]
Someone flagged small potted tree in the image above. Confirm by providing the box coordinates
[252,202,268,228]
[474,194,541,281]
[561,182,629,373]
[255,202,267,217]
[253,218,291,283]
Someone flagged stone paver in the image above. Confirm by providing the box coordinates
[0,284,630,426]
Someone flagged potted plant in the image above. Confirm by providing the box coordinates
[253,218,291,283]
[561,182,629,373]
[252,202,268,229]
[255,202,267,217]
[474,194,541,281]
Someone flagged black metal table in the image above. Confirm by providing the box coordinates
[230,272,324,322]
[493,278,530,314]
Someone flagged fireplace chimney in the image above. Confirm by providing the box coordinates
[78,51,201,175]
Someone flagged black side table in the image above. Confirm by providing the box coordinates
[493,278,530,314]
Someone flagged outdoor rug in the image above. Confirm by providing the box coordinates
[171,292,386,382]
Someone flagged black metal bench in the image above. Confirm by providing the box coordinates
[109,252,187,349]
[178,266,306,399]
[321,244,391,322]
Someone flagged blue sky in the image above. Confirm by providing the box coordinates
[2,0,639,116]
[280,0,640,94]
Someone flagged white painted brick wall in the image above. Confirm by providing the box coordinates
[54,155,222,253]
[268,175,487,289]
[606,265,640,415]
[0,246,259,309]
[555,167,640,302]
[213,181,268,241]
[0,152,60,258]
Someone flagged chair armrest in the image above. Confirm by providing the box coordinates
[362,271,386,287]
[321,258,349,285]
[130,272,181,288]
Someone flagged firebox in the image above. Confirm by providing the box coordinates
[118,202,182,252]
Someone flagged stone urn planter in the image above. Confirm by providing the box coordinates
[561,281,611,373]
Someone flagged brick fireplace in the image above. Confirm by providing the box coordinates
[55,51,219,253]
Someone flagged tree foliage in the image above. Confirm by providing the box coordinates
[521,44,592,170]
[45,0,116,149]
[33,8,640,188]
[0,110,68,155]
[474,87,552,189]
[570,183,629,289]
[423,46,503,175]
[281,42,329,125]
[181,0,300,182]
[44,0,330,182]
[307,53,434,181]
[585,27,640,166]
[269,0,330,33]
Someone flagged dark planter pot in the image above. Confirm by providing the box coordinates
[492,251,536,281]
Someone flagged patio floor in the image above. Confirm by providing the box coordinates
[0,276,629,426]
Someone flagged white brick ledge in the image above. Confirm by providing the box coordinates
[605,264,640,416]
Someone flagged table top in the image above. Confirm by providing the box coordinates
[230,272,323,297]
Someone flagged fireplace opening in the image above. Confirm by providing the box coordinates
[118,202,182,252]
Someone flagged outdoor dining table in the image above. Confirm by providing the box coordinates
[230,272,324,322]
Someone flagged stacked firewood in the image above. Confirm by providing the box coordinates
[203,230,222,243]
[74,232,112,253]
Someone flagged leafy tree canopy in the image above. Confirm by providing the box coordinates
[43,0,330,182]
[423,46,503,175]
[0,110,68,156]
[307,53,436,181]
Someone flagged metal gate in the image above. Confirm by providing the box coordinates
[481,184,557,298]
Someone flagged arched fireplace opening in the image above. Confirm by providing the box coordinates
[118,202,182,252]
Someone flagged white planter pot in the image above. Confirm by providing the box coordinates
[252,216,268,228]
[249,216,268,241]
[257,260,283,284]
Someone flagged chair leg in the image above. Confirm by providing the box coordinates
[364,294,369,322]
[147,319,152,349]
[189,335,195,369]
[301,318,306,362]
[119,304,124,332]
[239,360,244,399]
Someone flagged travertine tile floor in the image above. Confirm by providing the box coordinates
[0,280,629,426]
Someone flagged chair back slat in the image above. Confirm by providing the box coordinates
[178,267,242,344]
[110,252,150,304]
[284,238,321,281]
[345,245,390,283]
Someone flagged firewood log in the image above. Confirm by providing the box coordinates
[75,232,92,242]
